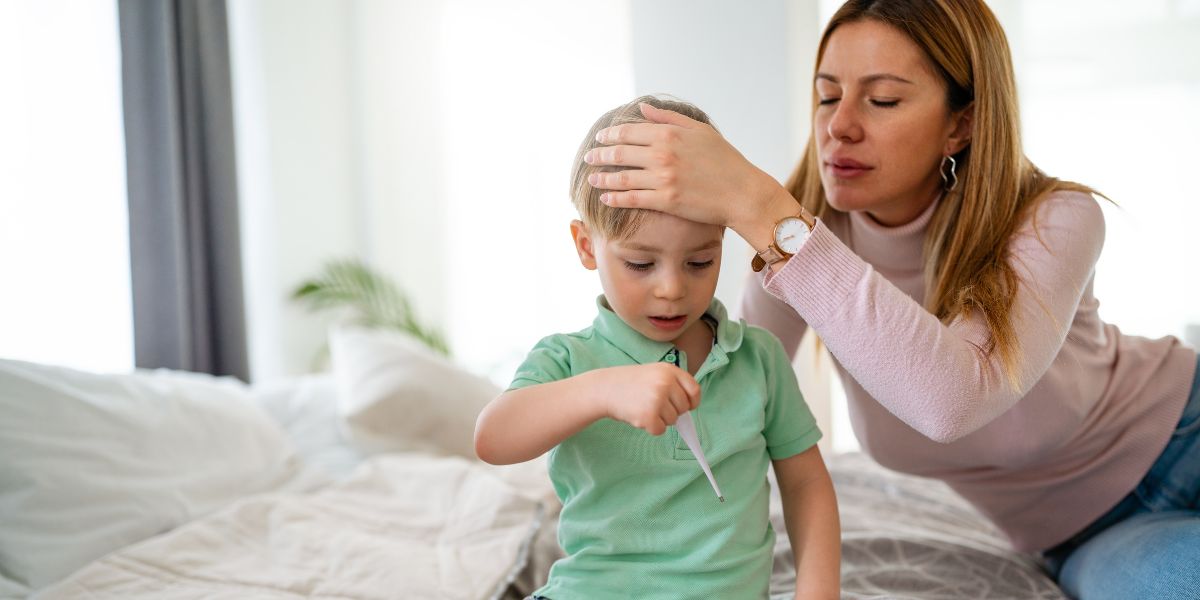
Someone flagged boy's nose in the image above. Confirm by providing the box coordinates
[654,270,686,300]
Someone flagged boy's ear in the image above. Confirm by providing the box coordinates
[570,220,598,270]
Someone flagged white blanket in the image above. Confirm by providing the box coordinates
[34,454,544,600]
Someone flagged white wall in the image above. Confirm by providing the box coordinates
[229,0,364,382]
[352,1,449,334]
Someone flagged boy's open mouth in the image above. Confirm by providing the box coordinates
[648,315,687,331]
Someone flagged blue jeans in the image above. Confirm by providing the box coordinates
[1043,355,1200,599]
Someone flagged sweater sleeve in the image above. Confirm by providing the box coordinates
[738,270,810,361]
[761,191,1106,443]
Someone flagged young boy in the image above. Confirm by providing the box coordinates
[474,96,840,599]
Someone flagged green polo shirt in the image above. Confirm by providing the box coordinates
[510,296,821,600]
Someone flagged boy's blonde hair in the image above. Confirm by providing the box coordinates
[570,95,715,240]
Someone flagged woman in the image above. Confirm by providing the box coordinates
[582,1,1199,598]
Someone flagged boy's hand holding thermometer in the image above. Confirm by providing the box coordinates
[601,358,724,502]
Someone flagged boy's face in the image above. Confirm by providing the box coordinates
[571,212,724,344]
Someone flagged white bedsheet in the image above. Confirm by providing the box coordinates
[33,454,544,600]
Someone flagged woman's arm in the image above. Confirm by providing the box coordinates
[474,363,701,464]
[774,446,840,600]
[763,191,1105,443]
[740,269,810,361]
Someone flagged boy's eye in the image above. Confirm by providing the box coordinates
[688,260,715,270]
[623,261,652,272]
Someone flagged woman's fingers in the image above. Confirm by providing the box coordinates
[595,121,679,146]
[587,168,661,192]
[596,189,664,210]
[583,144,660,168]
[594,105,703,146]
[638,102,703,127]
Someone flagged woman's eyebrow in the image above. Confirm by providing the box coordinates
[816,72,915,85]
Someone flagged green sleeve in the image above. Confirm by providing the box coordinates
[759,330,822,460]
[507,334,573,391]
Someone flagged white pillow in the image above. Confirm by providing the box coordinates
[0,359,307,589]
[329,326,499,459]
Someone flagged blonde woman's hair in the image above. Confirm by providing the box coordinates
[787,0,1101,387]
[570,95,715,239]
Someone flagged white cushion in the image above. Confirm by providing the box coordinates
[0,359,307,589]
[329,326,499,459]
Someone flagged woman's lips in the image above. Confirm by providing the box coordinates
[826,158,873,179]
[648,315,687,331]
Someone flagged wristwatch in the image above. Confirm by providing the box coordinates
[751,210,814,272]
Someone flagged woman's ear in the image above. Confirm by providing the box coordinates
[946,103,974,155]
[570,220,598,270]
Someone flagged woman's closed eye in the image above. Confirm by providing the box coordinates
[817,97,900,108]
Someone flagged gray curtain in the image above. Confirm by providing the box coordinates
[118,0,249,381]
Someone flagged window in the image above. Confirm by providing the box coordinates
[0,1,133,373]
[1006,0,1200,344]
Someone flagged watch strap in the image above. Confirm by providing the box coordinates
[751,211,811,273]
[751,243,788,273]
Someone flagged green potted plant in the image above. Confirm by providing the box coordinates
[291,258,450,363]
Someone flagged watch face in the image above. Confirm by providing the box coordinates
[775,217,809,254]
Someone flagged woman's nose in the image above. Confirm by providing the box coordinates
[827,99,864,143]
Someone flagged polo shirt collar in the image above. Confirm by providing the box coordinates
[592,295,745,365]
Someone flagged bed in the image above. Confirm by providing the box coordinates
[0,326,1067,599]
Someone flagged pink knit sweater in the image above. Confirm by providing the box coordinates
[741,190,1197,552]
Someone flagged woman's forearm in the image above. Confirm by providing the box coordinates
[732,184,811,272]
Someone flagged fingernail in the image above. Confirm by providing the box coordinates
[588,173,599,186]
[600,193,611,204]
[583,150,594,164]
[594,131,605,143]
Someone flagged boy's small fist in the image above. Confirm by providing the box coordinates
[600,363,701,436]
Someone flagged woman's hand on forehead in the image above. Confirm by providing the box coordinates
[585,102,776,232]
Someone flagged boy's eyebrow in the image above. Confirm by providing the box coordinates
[620,239,723,253]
